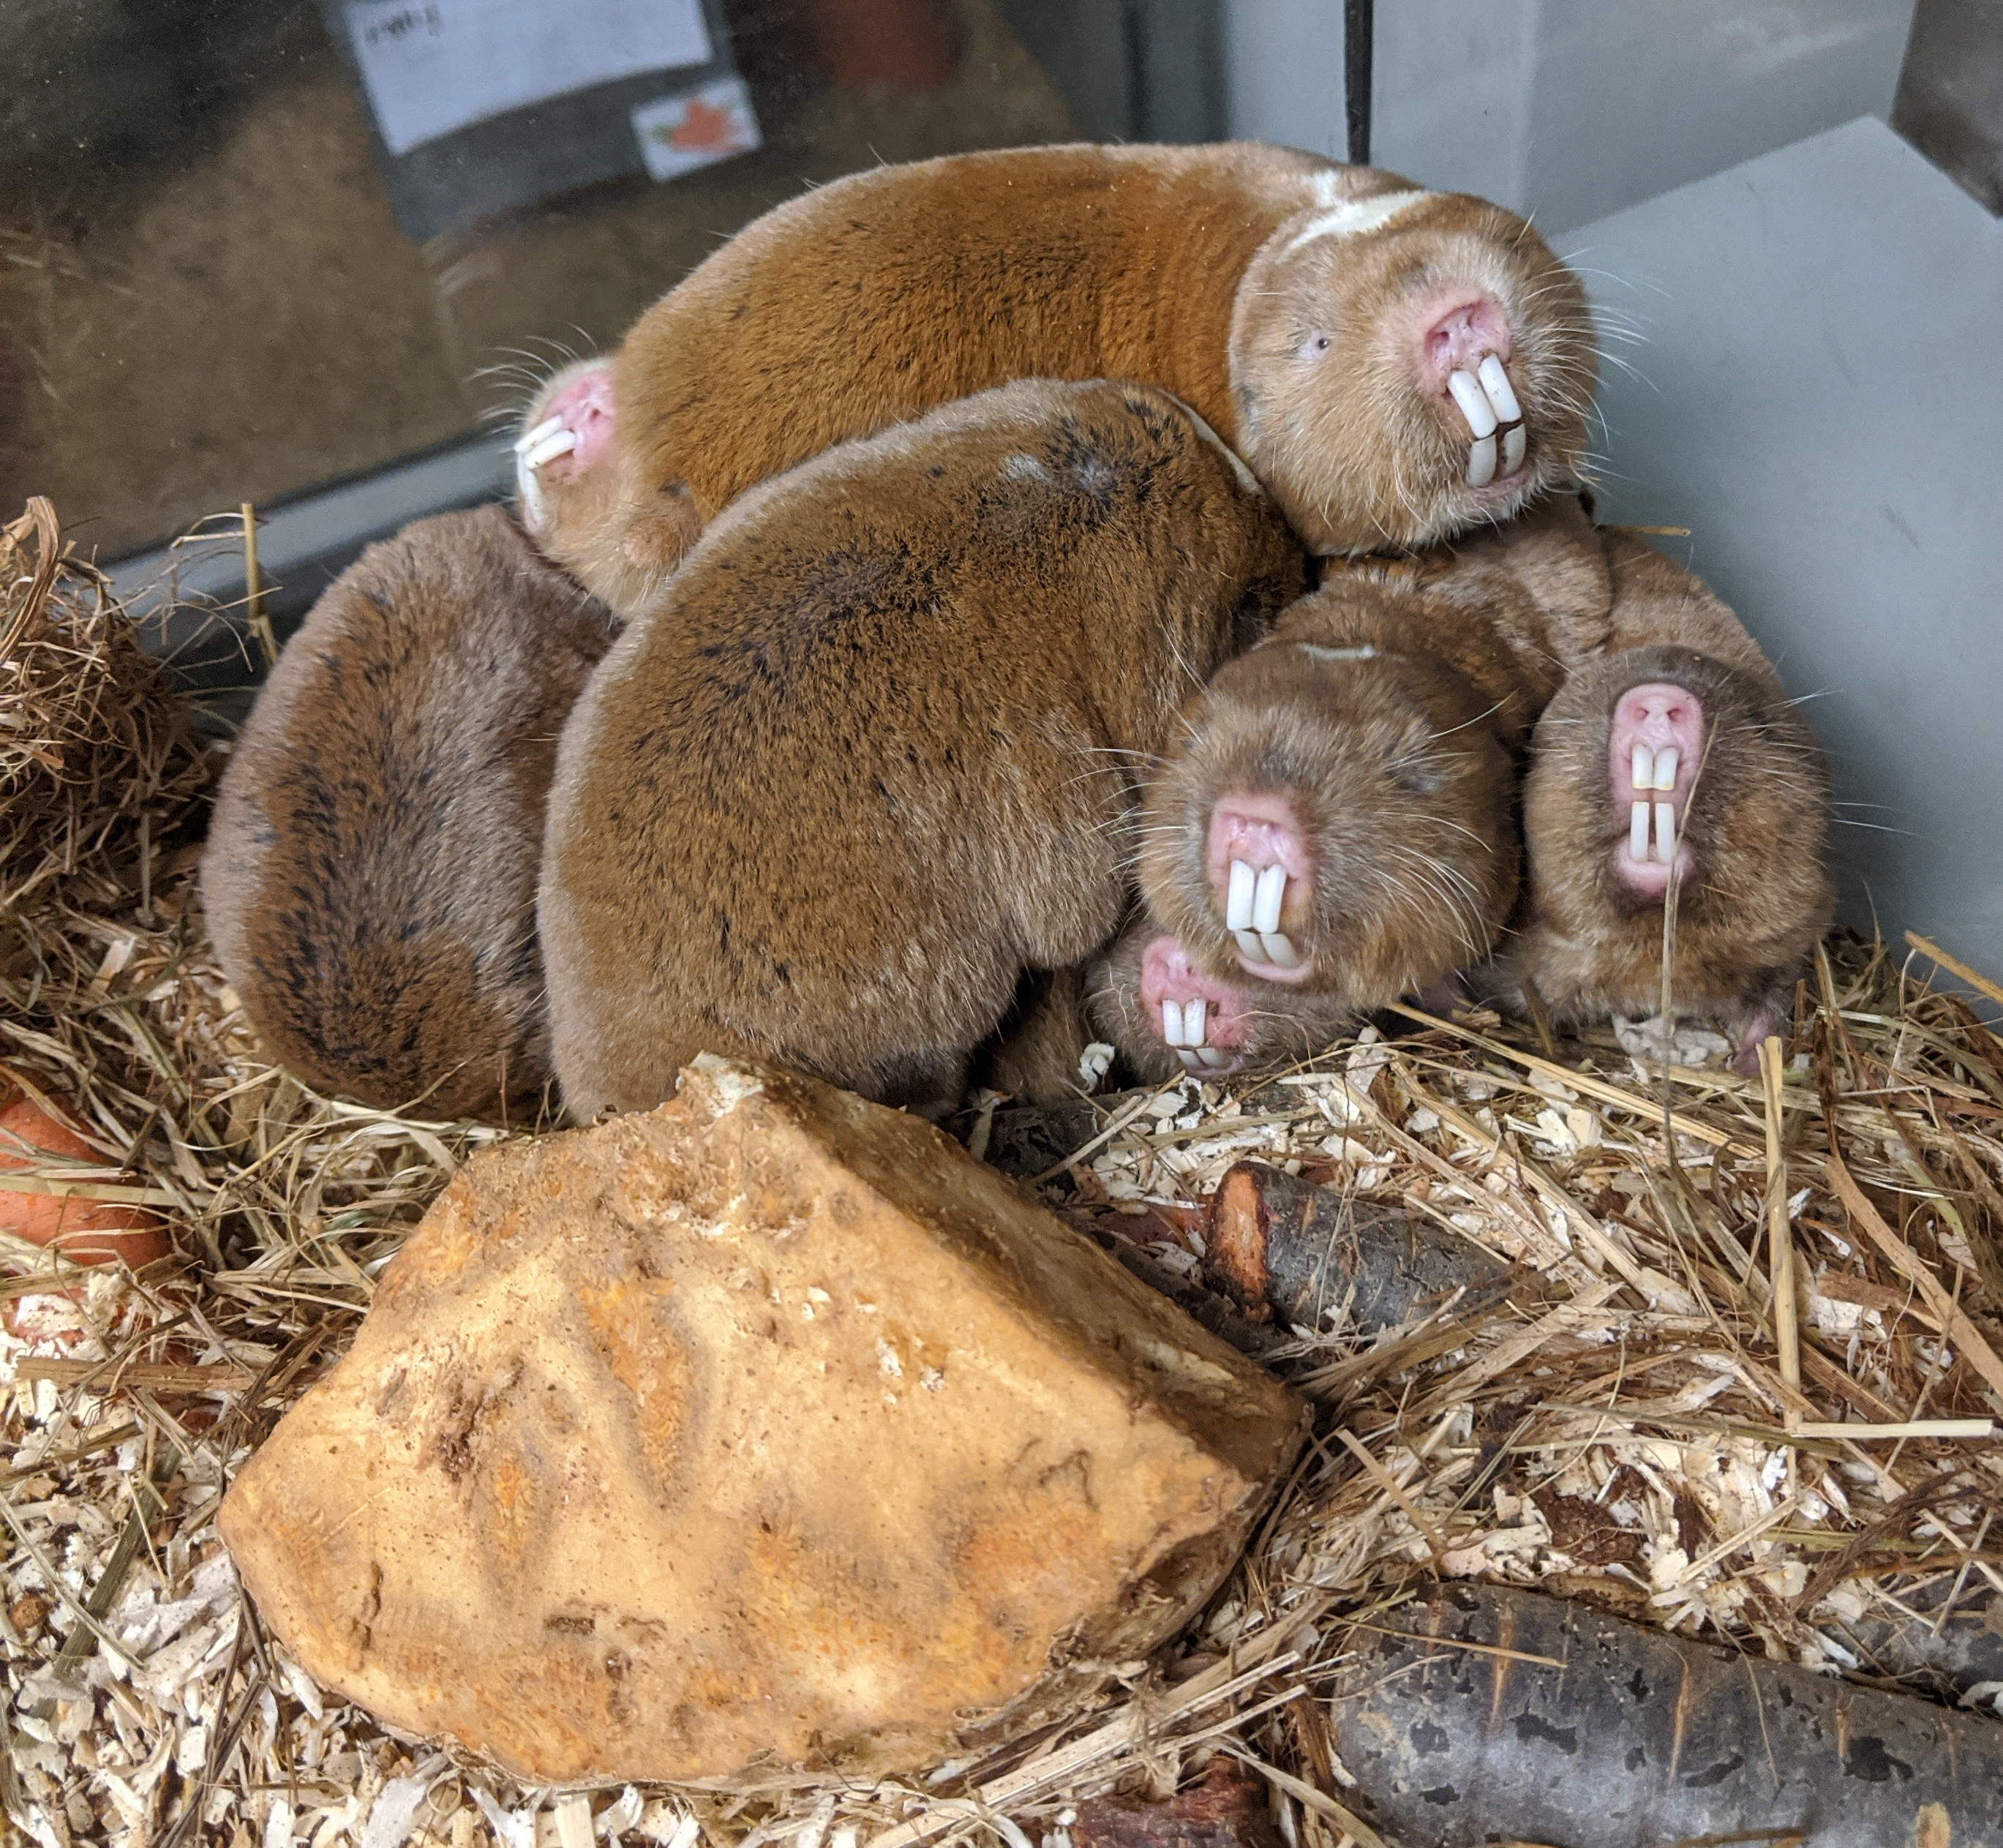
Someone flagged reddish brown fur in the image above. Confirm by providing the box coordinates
[202,508,618,1119]
[1137,495,1615,1010]
[1495,535,1834,1064]
[521,142,1594,615]
[538,380,1305,1120]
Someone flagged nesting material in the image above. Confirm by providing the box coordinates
[3,500,2002,1848]
[219,1058,1309,1787]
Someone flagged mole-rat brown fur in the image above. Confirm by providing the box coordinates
[538,380,1305,1121]
[202,508,619,1119]
[517,142,1595,617]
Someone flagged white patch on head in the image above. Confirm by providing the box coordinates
[1296,643,1381,664]
[1157,394,1263,497]
[1278,189,1432,260]
[1001,453,1051,482]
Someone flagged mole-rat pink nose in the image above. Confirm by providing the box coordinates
[526,364,617,475]
[1417,294,1514,391]
[1612,681,1705,750]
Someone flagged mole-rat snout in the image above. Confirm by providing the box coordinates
[1138,635,1522,1013]
[1086,915,1359,1086]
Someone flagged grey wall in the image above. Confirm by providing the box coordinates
[1567,116,2003,975]
[1223,0,1917,231]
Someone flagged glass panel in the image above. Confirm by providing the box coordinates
[1,1,1214,563]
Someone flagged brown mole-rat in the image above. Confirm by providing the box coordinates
[1489,531,1834,1073]
[537,378,1306,1122]
[1134,496,1617,1015]
[511,140,1597,618]
[202,506,620,1120]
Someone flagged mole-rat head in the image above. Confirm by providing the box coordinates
[1138,624,1522,1011]
[1086,914,1359,1085]
[1229,188,1596,556]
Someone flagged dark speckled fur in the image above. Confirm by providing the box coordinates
[538,379,1305,1121]
[202,506,619,1119]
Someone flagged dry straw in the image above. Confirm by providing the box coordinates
[3,502,2000,1848]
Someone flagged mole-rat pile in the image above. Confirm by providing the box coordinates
[203,140,1833,1120]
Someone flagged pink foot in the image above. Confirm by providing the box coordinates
[1206,792,1315,985]
[1608,681,1705,898]
[514,361,616,536]
[1138,936,1251,1075]
[1413,292,1524,490]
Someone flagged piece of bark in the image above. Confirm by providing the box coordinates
[1073,1758,1285,1848]
[1205,1161,1531,1330]
[1328,1583,2003,1848]
[220,1057,1307,1789]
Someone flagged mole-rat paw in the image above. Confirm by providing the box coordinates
[1207,793,1315,983]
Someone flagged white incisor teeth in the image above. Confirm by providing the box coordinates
[521,429,578,472]
[1177,1049,1202,1072]
[514,415,565,455]
[1477,354,1522,424]
[1184,999,1207,1046]
[1161,999,1186,1046]
[1261,932,1301,968]
[1225,859,1256,931]
[1466,434,1497,488]
[1235,928,1268,964]
[1652,747,1679,792]
[1197,1047,1228,1068]
[1631,743,1655,791]
[1652,801,1677,865]
[1446,369,1498,440]
[1502,424,1526,475]
[1629,800,1650,861]
[1252,865,1286,934]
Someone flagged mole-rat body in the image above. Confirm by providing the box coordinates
[514,140,1596,617]
[538,379,1305,1120]
[1495,532,1833,1070]
[202,508,619,1119]
[1086,506,1832,1084]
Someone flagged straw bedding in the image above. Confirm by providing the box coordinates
[4,500,2000,1848]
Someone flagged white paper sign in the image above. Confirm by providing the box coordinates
[346,0,715,156]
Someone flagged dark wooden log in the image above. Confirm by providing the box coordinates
[1327,1583,2003,1848]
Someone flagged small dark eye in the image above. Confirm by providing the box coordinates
[1297,331,1334,362]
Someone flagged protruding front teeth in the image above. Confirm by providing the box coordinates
[1652,748,1678,792]
[521,428,579,471]
[1227,860,1304,969]
[1631,743,1655,791]
[1162,996,1229,1069]
[1652,801,1677,865]
[1225,860,1257,931]
[514,415,565,456]
[1477,353,1521,424]
[1447,370,1498,439]
[1451,353,1526,486]
[1629,800,1650,862]
[1251,865,1285,934]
